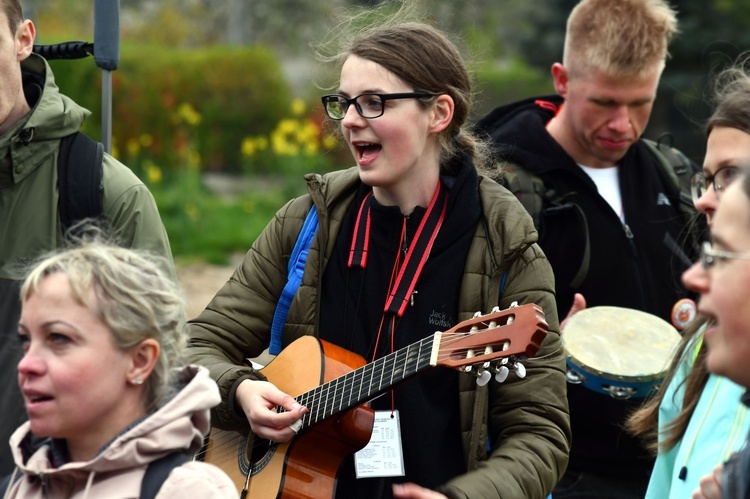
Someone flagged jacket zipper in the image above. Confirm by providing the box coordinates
[622,223,647,310]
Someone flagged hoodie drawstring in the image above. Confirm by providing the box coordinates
[81,470,96,499]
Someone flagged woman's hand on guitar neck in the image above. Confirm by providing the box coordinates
[392,483,448,499]
[235,379,309,443]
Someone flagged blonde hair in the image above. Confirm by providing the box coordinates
[21,233,186,411]
[563,0,678,80]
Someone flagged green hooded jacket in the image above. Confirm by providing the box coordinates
[0,53,173,475]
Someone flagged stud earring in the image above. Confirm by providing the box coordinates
[130,377,144,385]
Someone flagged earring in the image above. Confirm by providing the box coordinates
[130,377,144,385]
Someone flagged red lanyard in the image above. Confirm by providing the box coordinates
[348,182,448,317]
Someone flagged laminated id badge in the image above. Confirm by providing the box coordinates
[354,410,405,478]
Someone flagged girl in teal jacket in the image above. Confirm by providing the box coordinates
[628,58,750,498]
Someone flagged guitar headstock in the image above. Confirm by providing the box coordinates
[434,302,548,373]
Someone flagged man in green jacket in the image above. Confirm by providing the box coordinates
[0,1,173,475]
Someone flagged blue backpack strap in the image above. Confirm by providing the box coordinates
[269,206,319,355]
[498,271,508,301]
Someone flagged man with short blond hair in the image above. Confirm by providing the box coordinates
[477,0,699,496]
[563,0,677,79]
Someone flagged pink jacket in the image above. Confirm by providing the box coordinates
[3,365,235,498]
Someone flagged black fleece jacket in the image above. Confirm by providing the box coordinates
[318,156,481,497]
[476,95,698,477]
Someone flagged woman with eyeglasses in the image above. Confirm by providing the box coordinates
[626,57,750,499]
[685,170,750,499]
[187,4,570,499]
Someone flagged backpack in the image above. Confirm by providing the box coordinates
[56,131,105,234]
[498,135,701,288]
[0,450,191,498]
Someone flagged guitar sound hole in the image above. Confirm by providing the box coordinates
[239,432,277,476]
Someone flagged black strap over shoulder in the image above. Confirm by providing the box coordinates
[57,131,104,235]
[0,472,12,495]
[140,451,192,499]
[0,452,192,498]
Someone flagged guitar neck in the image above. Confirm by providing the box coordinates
[293,334,438,431]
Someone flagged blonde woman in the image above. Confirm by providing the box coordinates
[3,239,234,498]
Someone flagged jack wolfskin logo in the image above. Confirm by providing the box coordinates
[656,193,672,206]
[429,309,454,329]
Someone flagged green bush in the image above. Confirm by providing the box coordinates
[49,44,292,173]
[148,169,300,265]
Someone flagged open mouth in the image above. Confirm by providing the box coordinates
[29,395,53,402]
[703,315,718,335]
[24,392,54,405]
[354,142,382,162]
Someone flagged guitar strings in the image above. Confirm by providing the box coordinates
[194,313,544,456]
[282,329,523,429]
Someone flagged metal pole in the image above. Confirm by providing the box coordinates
[93,0,120,154]
[101,70,113,153]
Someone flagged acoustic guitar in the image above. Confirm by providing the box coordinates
[200,302,548,498]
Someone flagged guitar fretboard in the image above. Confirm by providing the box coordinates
[292,334,437,431]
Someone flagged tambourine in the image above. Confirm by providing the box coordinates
[562,306,681,399]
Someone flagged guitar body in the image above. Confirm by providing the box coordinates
[203,303,549,498]
[204,336,375,498]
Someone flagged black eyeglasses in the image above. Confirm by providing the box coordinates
[321,92,436,120]
[690,165,741,204]
[700,241,750,271]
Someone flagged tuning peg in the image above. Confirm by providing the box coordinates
[514,362,526,379]
[494,365,510,383]
[475,370,492,386]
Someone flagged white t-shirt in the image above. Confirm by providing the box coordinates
[578,164,624,223]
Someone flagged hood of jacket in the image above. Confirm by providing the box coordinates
[9,365,217,482]
[0,52,90,182]
[475,94,579,176]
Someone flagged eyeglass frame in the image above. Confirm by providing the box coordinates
[321,92,437,120]
[700,240,750,271]
[690,165,741,205]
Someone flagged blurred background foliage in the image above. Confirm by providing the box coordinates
[19,0,750,262]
